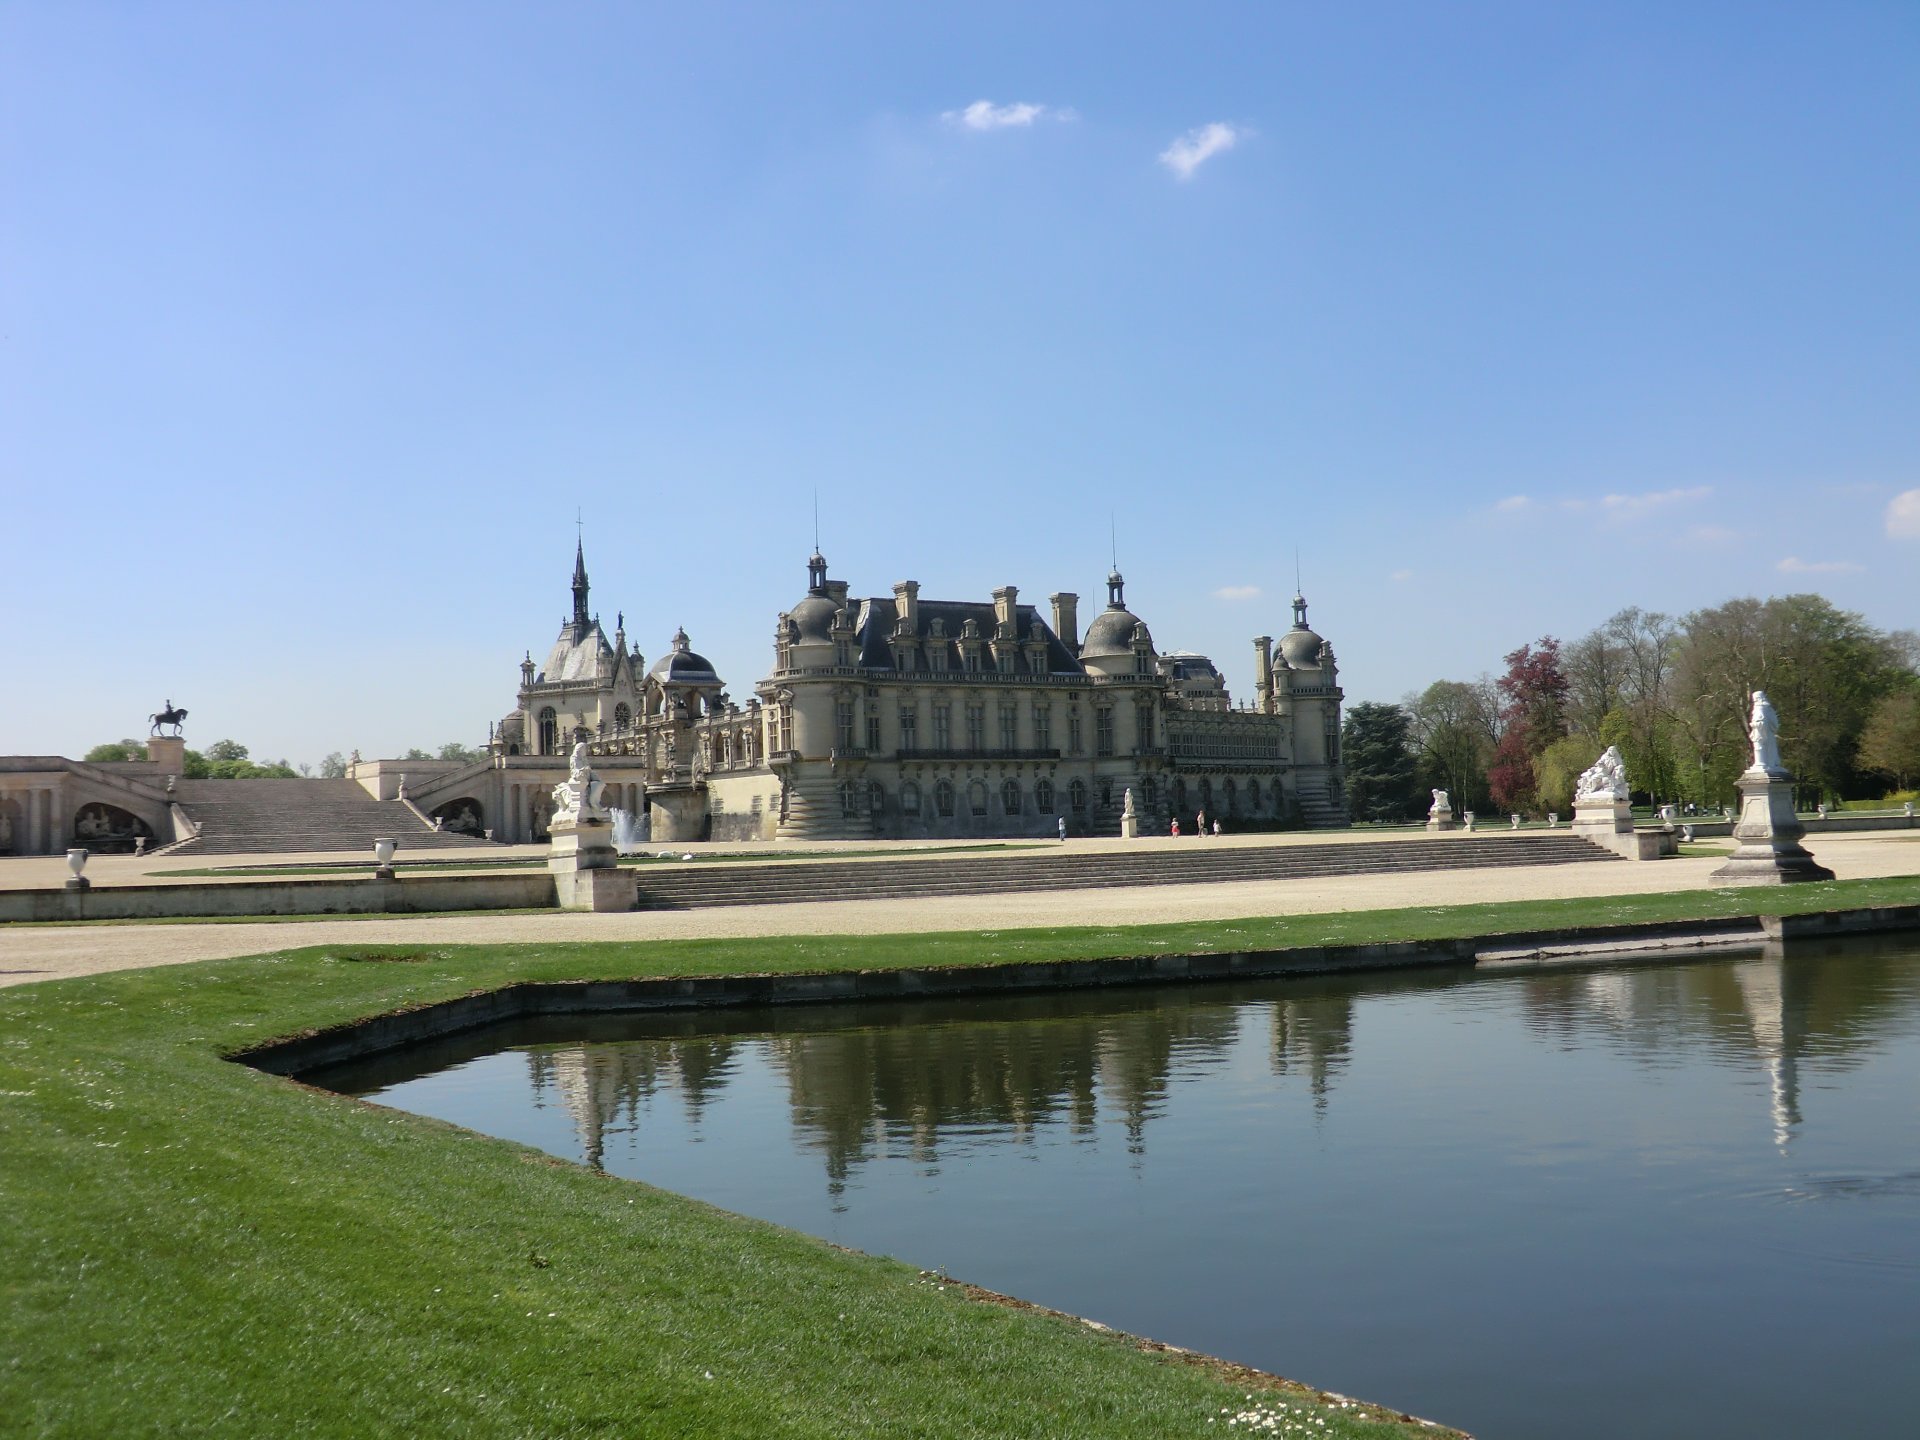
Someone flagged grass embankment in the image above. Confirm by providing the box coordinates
[7,877,1920,1439]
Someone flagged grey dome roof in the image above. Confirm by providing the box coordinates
[788,593,839,643]
[1080,606,1151,658]
[1279,625,1324,668]
[649,628,720,685]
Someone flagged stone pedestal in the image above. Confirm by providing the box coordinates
[147,736,186,774]
[1711,769,1834,886]
[549,818,632,911]
[1119,813,1139,839]
[1573,795,1633,838]
[1426,805,1456,833]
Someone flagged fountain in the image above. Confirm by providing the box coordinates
[610,806,650,855]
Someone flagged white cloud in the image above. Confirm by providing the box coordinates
[1389,569,1414,582]
[943,100,1056,131]
[1493,495,1532,512]
[1598,485,1712,521]
[1688,524,1744,544]
[1158,122,1241,180]
[1887,488,1920,539]
[1777,556,1864,574]
[1213,584,1262,601]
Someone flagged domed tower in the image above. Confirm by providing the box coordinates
[780,550,842,672]
[1277,591,1326,671]
[1078,570,1157,678]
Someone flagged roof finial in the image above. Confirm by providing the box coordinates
[813,488,820,554]
[1110,512,1118,571]
[1294,544,1302,598]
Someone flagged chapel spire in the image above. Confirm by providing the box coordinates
[571,537,591,633]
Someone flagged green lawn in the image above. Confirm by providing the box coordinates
[6,875,1920,1438]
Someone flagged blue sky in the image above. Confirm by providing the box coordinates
[3,2,1916,765]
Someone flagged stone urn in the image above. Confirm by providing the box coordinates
[373,837,397,880]
[65,847,90,891]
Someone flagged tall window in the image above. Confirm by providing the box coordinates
[1002,779,1021,815]
[998,705,1017,750]
[969,781,989,816]
[840,781,859,817]
[900,707,918,750]
[1247,779,1262,811]
[1143,776,1158,810]
[538,708,558,755]
[867,711,882,752]
[836,699,855,752]
[868,781,885,816]
[1068,708,1083,755]
[902,781,922,815]
[777,702,793,753]
[1099,778,1114,809]
[1033,704,1052,750]
[935,779,955,817]
[1135,701,1154,750]
[1069,779,1088,812]
[932,704,952,751]
[1095,707,1115,757]
[1035,778,1055,813]
[965,703,985,750]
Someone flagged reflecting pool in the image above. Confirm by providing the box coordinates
[310,934,1920,1440]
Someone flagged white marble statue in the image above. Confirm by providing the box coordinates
[1574,745,1630,802]
[1122,787,1137,819]
[1749,690,1783,773]
[550,740,610,825]
[1430,788,1451,814]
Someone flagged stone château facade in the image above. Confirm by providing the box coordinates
[391,543,1347,844]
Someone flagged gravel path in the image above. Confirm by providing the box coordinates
[3,831,1914,989]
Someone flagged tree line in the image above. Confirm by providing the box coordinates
[1343,593,1920,822]
[84,739,486,779]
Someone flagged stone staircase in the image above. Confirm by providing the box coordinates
[1293,774,1351,828]
[634,832,1617,910]
[773,768,852,840]
[165,779,499,856]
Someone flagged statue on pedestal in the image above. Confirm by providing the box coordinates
[550,741,610,825]
[148,700,188,737]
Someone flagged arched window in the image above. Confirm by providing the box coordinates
[1172,777,1187,813]
[537,708,558,756]
[902,781,922,815]
[1247,779,1261,811]
[1098,778,1113,810]
[614,702,632,732]
[1199,777,1213,810]
[1035,778,1055,813]
[1142,776,1158,810]
[868,781,885,816]
[934,780,955,817]
[1069,779,1088,812]
[839,781,860,818]
[1001,780,1021,815]
[1224,778,1237,815]
[968,781,989,816]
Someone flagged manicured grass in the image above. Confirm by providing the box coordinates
[7,876,1920,1438]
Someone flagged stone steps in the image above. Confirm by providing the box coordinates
[167,779,498,856]
[633,833,1616,910]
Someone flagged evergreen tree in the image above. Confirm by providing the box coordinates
[1341,702,1419,821]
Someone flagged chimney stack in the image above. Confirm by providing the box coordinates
[1051,593,1080,655]
[991,584,1018,636]
[892,580,920,633]
[1253,635,1273,712]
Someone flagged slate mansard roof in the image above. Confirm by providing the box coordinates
[850,598,1086,676]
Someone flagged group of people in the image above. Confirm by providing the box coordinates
[1170,810,1222,838]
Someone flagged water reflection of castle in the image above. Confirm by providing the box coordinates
[527,943,1915,1184]
[526,989,1364,1186]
